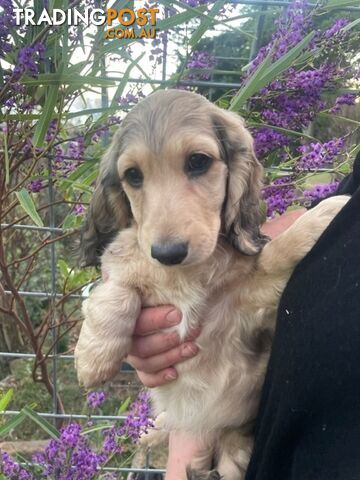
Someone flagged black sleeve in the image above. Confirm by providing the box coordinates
[310,149,360,208]
[335,149,360,195]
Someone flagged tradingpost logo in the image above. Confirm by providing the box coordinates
[14,6,159,40]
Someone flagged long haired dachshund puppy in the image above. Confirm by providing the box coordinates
[75,90,349,480]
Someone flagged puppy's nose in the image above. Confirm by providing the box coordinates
[151,241,188,265]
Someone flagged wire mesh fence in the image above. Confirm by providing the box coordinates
[0,0,359,477]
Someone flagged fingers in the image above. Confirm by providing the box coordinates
[129,330,180,358]
[136,368,178,388]
[129,306,201,389]
[127,341,199,374]
[134,306,182,335]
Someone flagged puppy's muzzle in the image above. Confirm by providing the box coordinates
[151,241,188,265]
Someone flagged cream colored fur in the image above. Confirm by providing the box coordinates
[74,90,349,480]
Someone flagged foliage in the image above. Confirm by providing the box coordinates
[0,0,359,476]
[0,390,154,479]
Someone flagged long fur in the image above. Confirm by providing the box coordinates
[74,90,349,480]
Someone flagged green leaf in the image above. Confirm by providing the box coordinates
[342,17,360,32]
[68,161,98,182]
[81,423,113,435]
[21,74,115,87]
[318,112,360,126]
[0,411,26,437]
[3,129,9,186]
[247,122,318,141]
[0,389,13,412]
[110,53,145,108]
[117,396,131,415]
[22,406,60,439]
[229,32,315,111]
[323,0,359,8]
[189,0,226,47]
[32,84,59,148]
[58,259,70,279]
[62,214,82,230]
[229,47,274,111]
[257,32,315,87]
[15,189,44,227]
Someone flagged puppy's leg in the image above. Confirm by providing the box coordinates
[259,195,350,276]
[165,431,215,480]
[215,430,253,480]
[187,431,252,480]
[75,281,141,388]
[139,412,169,448]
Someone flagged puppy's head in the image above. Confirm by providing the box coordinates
[80,90,267,267]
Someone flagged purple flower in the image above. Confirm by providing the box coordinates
[0,451,33,479]
[45,119,58,142]
[118,93,139,108]
[74,204,85,216]
[253,128,290,157]
[118,391,154,443]
[262,176,297,217]
[28,179,45,193]
[60,422,81,448]
[324,18,349,39]
[0,0,15,57]
[297,138,345,170]
[68,136,85,161]
[330,93,357,113]
[87,390,106,408]
[186,51,216,81]
[303,181,340,202]
[13,42,45,79]
[182,0,209,6]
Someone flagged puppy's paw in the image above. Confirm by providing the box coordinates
[186,467,221,480]
[296,194,349,242]
[139,413,169,448]
[75,338,127,388]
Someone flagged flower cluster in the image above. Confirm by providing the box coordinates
[182,0,209,6]
[296,138,345,170]
[330,93,357,113]
[303,181,340,202]
[248,0,312,75]
[32,423,107,478]
[247,0,356,163]
[0,0,15,58]
[262,176,297,217]
[118,390,154,443]
[186,51,216,81]
[0,452,32,480]
[0,392,154,479]
[14,43,45,80]
[87,391,106,409]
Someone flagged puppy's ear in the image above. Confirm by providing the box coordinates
[79,129,132,267]
[213,110,268,255]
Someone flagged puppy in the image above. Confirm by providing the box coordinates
[75,90,349,480]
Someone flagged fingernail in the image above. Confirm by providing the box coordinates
[164,371,177,381]
[166,309,182,326]
[186,327,201,340]
[181,343,199,358]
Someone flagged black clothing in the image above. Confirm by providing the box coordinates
[246,154,360,480]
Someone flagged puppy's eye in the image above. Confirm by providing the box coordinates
[185,153,212,177]
[123,167,143,188]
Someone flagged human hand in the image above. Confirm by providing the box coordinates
[126,306,200,388]
[261,208,306,239]
[165,431,213,480]
[128,209,306,389]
